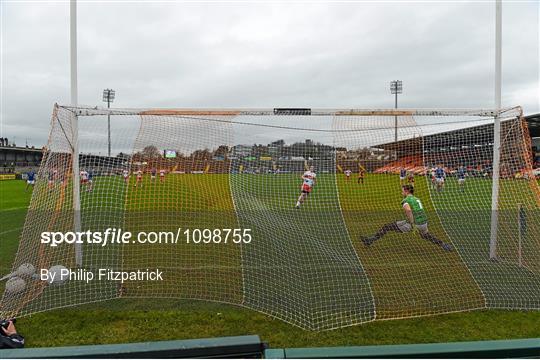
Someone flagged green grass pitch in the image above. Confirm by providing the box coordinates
[1,175,539,347]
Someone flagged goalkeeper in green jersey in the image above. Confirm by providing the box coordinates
[360,184,453,252]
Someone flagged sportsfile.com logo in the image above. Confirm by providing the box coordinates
[40,228,252,247]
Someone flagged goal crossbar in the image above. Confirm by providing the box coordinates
[60,105,522,118]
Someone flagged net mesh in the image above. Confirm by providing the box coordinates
[1,104,538,330]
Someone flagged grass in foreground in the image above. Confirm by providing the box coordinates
[13,301,540,348]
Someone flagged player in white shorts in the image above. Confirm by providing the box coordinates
[434,165,446,192]
[399,168,407,185]
[159,169,166,182]
[457,166,466,191]
[430,168,437,190]
[80,170,88,184]
[344,169,352,181]
[296,166,316,209]
[123,169,129,184]
[48,169,58,190]
[26,170,36,191]
[135,170,143,187]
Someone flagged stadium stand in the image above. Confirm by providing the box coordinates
[1,114,538,178]
[0,139,42,175]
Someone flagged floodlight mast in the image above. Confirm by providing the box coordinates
[102,89,115,157]
[390,80,403,143]
[490,0,502,261]
[70,0,82,266]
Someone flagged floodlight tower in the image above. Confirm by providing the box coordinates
[102,89,115,157]
[390,80,402,143]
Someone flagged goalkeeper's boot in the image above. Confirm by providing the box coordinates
[360,235,376,246]
[441,243,454,252]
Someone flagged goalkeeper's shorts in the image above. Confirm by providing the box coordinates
[396,220,428,235]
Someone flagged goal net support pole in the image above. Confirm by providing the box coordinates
[70,0,82,266]
[489,0,502,260]
[517,203,523,267]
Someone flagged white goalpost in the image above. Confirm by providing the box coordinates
[490,0,503,261]
[70,0,83,266]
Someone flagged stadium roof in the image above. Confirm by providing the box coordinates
[525,113,540,138]
[373,113,540,153]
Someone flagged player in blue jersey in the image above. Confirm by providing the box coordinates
[150,168,157,182]
[399,168,407,185]
[434,165,446,192]
[456,166,466,192]
[25,170,36,191]
[87,169,94,192]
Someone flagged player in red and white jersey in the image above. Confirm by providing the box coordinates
[123,169,129,184]
[159,169,166,182]
[295,166,317,209]
[430,167,437,190]
[80,170,88,184]
[48,169,58,190]
[134,170,143,187]
[407,171,415,185]
[344,169,352,180]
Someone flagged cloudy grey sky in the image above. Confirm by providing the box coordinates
[1,0,539,149]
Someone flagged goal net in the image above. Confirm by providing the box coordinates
[1,104,538,330]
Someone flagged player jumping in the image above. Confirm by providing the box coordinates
[295,166,316,209]
[360,184,453,252]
